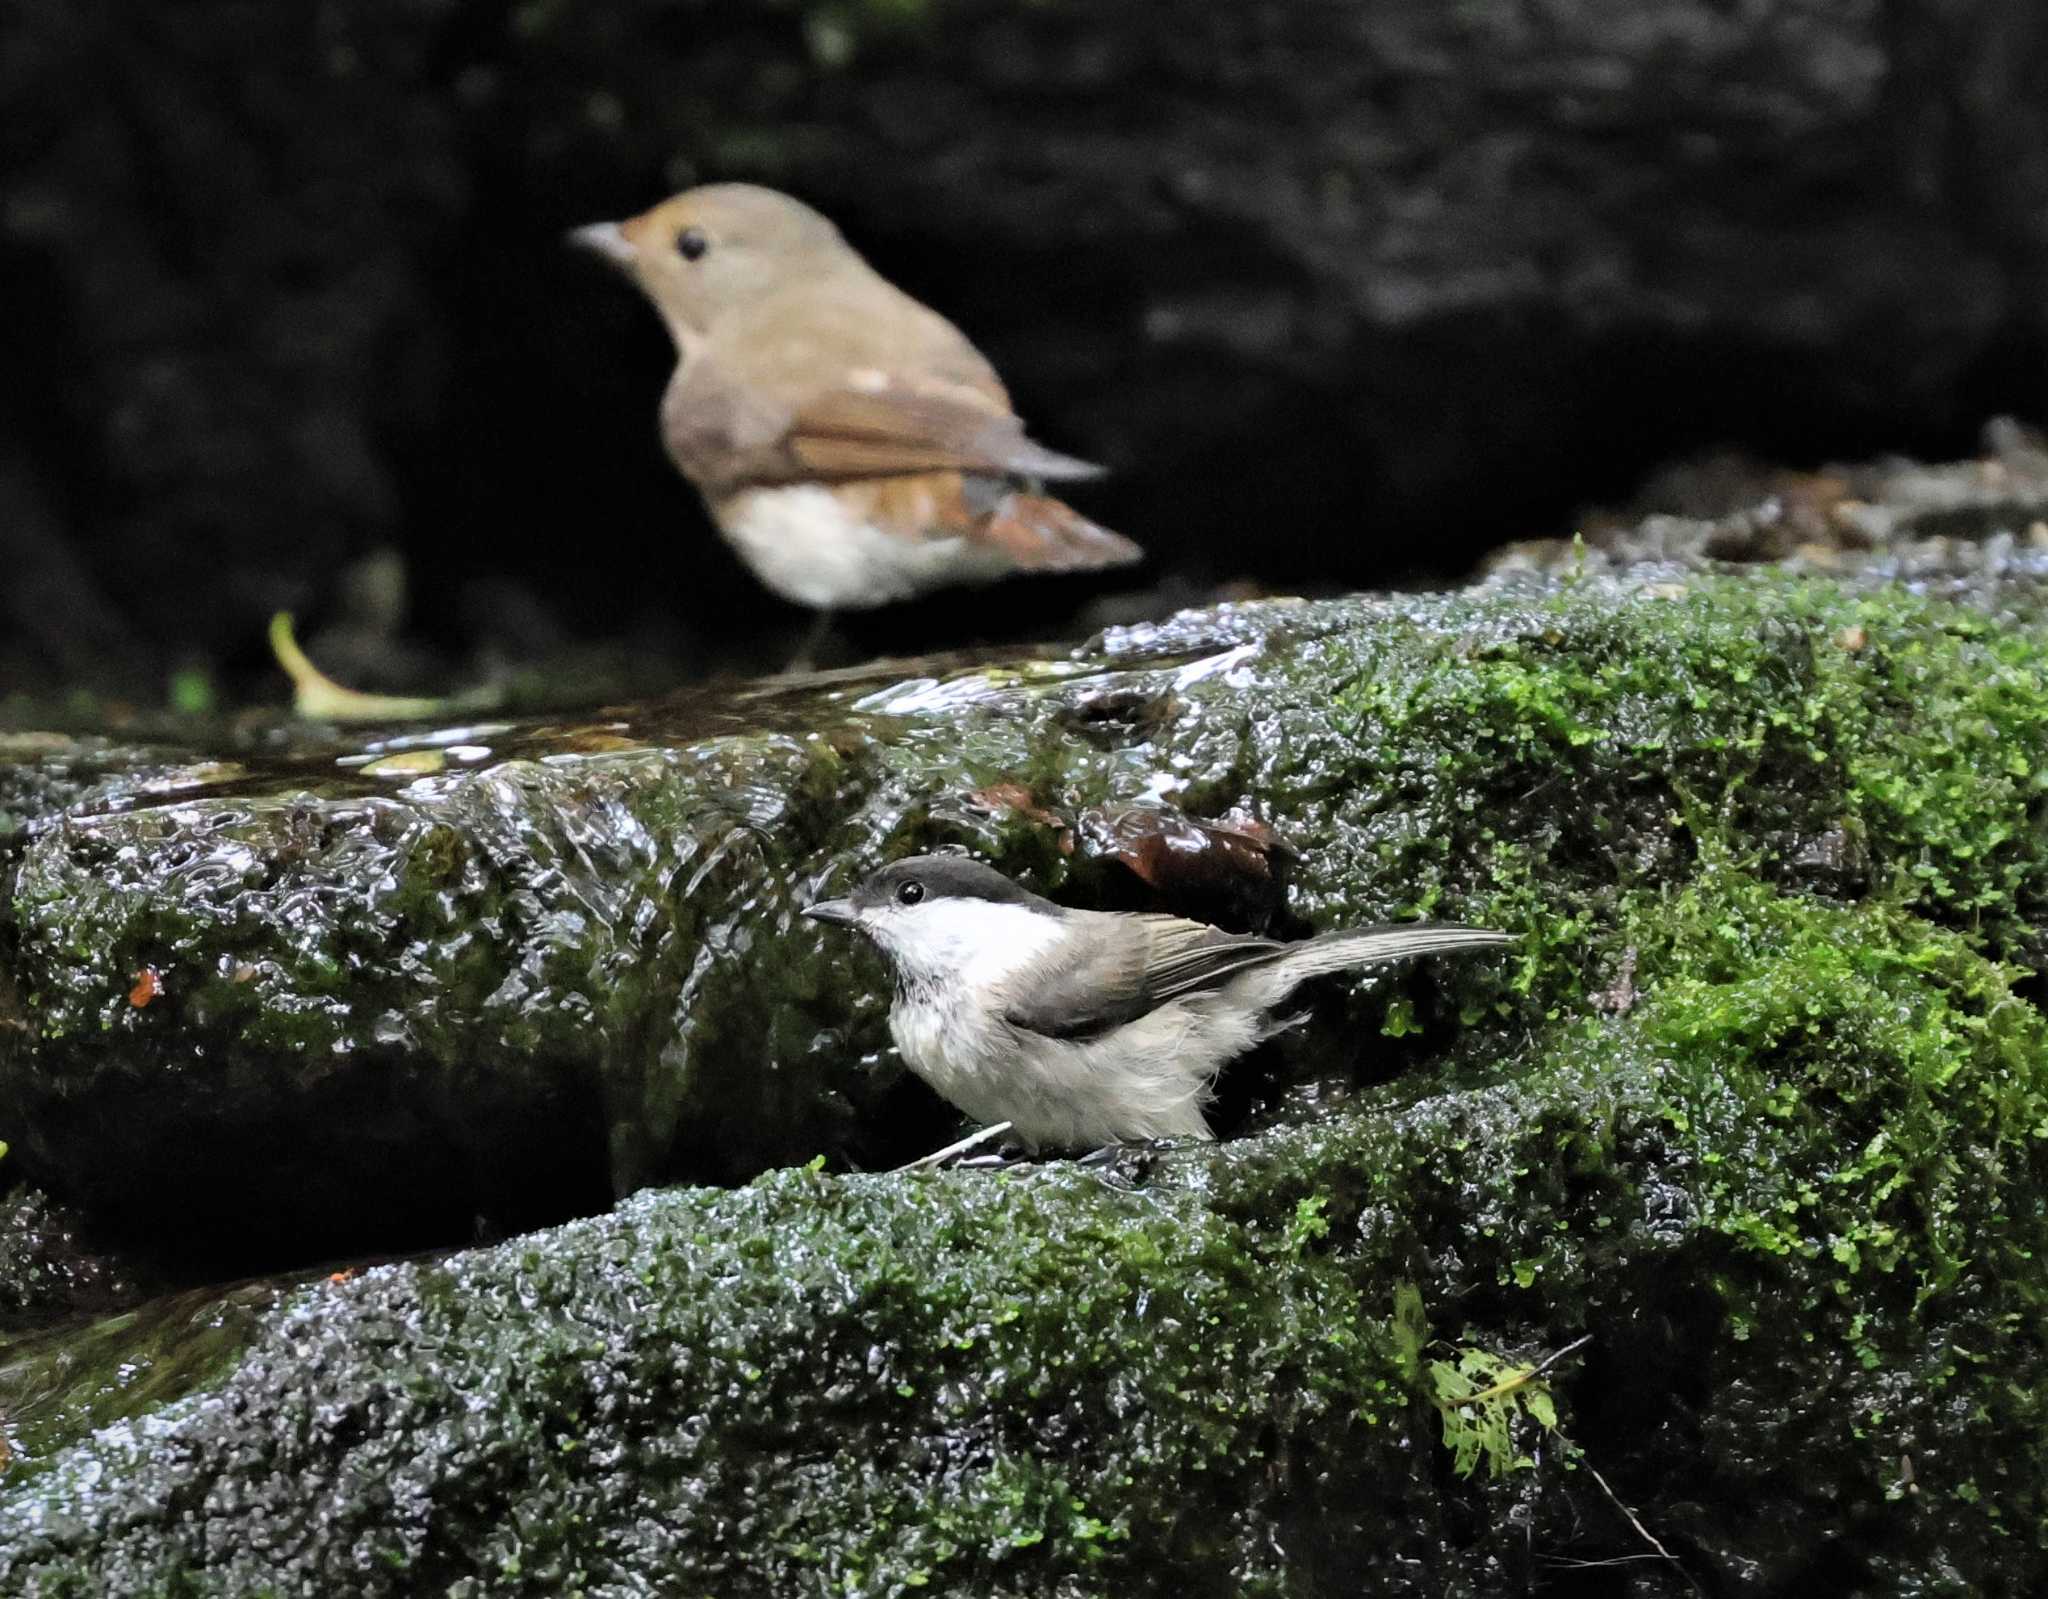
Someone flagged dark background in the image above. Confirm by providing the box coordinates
[4,0,2045,699]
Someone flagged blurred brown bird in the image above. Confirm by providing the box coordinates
[569,184,1140,626]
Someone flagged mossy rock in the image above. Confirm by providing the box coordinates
[5,570,2048,1264]
[0,866,2042,1590]
[2,567,2047,1589]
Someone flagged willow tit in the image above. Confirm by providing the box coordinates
[803,855,1513,1151]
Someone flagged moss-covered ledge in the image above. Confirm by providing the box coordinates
[2,564,2048,1588]
[1,853,2043,1591]
[5,567,2048,1267]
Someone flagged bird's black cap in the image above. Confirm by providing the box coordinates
[803,855,1054,925]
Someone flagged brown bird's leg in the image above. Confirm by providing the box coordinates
[782,611,837,675]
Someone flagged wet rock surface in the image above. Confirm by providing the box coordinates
[1,936,2044,1593]
[4,458,2048,1586]
[0,1187,159,1330]
[1494,416,2048,585]
[9,510,2047,1267]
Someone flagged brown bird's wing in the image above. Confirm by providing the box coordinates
[670,277,1103,493]
[1002,914,1285,1042]
[784,385,1105,483]
[660,351,801,492]
[666,364,1103,495]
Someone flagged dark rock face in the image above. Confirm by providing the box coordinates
[6,0,2046,688]
[0,4,457,690]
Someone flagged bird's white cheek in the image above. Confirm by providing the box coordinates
[864,902,1065,988]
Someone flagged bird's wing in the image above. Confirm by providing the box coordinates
[1002,914,1284,1042]
[784,383,1106,483]
[672,280,1104,491]
[666,366,1103,494]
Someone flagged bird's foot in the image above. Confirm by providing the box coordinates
[893,1121,1018,1173]
[1076,1139,1172,1189]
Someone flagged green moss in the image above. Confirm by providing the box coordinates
[0,1279,281,1479]
[5,573,2048,1587]
[10,810,2048,1585]
[7,918,2043,1591]
[12,575,2048,1257]
[1633,865,2046,1283]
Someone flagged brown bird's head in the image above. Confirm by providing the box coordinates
[569,183,859,348]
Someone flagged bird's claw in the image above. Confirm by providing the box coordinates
[1076,1139,1171,1188]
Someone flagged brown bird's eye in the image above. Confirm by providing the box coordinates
[896,880,924,906]
[676,227,709,261]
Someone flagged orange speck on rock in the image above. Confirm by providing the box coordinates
[965,783,1064,830]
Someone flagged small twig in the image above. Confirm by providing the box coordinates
[895,1121,1014,1173]
[1580,1456,1705,1598]
[268,612,498,723]
[1449,1333,1593,1408]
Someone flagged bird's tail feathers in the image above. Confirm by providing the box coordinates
[1007,441,1109,482]
[1227,924,1514,1013]
[978,493,1143,572]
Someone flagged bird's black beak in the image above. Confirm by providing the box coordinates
[802,898,858,927]
[566,220,636,268]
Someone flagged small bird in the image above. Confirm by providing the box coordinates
[569,184,1140,630]
[803,855,1513,1152]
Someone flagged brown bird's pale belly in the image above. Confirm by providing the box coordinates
[714,482,1014,610]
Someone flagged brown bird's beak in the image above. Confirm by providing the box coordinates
[566,220,637,269]
[802,898,858,927]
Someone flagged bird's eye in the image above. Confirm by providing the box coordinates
[676,227,709,262]
[896,880,924,906]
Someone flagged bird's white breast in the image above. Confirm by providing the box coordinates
[875,900,1062,1126]
[716,484,1010,610]
[873,899,1246,1149]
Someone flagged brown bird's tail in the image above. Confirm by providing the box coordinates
[980,493,1144,572]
